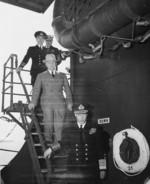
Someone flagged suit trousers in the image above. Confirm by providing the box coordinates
[41,102,66,143]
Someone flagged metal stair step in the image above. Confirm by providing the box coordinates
[34,143,42,146]
[38,155,46,159]
[41,169,48,173]
[54,154,68,159]
[53,168,67,172]
[31,132,38,135]
[23,112,32,116]
[36,113,43,117]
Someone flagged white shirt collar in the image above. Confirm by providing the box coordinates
[38,45,43,49]
[77,122,86,128]
[48,70,56,75]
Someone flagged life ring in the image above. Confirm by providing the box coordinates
[113,126,150,176]
[144,178,150,184]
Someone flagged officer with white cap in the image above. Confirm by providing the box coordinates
[45,35,70,65]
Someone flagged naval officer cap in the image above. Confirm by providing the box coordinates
[45,35,53,41]
[34,31,47,38]
[74,104,88,114]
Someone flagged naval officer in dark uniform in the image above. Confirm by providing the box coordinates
[60,104,106,184]
[16,31,48,86]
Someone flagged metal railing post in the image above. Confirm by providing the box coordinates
[10,55,14,107]
[2,54,30,112]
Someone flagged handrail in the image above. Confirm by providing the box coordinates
[3,54,18,67]
[2,54,17,112]
[20,105,52,183]
[19,106,45,184]
[17,72,30,104]
[2,53,31,112]
[30,109,52,182]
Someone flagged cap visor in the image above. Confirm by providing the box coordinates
[74,110,88,114]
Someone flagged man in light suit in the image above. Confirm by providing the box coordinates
[28,54,73,146]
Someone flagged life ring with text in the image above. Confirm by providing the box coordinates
[113,126,150,176]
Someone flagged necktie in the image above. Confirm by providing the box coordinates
[79,125,84,144]
[80,124,83,130]
[52,71,55,78]
[79,125,84,161]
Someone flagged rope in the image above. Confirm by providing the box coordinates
[0,124,17,143]
[0,115,21,143]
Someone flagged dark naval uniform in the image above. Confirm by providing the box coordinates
[61,121,106,184]
[19,45,47,85]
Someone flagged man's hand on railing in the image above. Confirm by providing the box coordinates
[16,66,23,73]
[67,103,73,111]
[28,103,35,110]
[61,51,70,60]
[44,147,53,159]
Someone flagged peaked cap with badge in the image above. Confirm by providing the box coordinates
[45,35,53,41]
[74,104,88,114]
[34,31,47,38]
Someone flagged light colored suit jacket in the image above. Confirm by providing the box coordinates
[31,70,73,106]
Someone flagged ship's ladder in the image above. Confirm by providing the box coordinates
[1,54,68,184]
